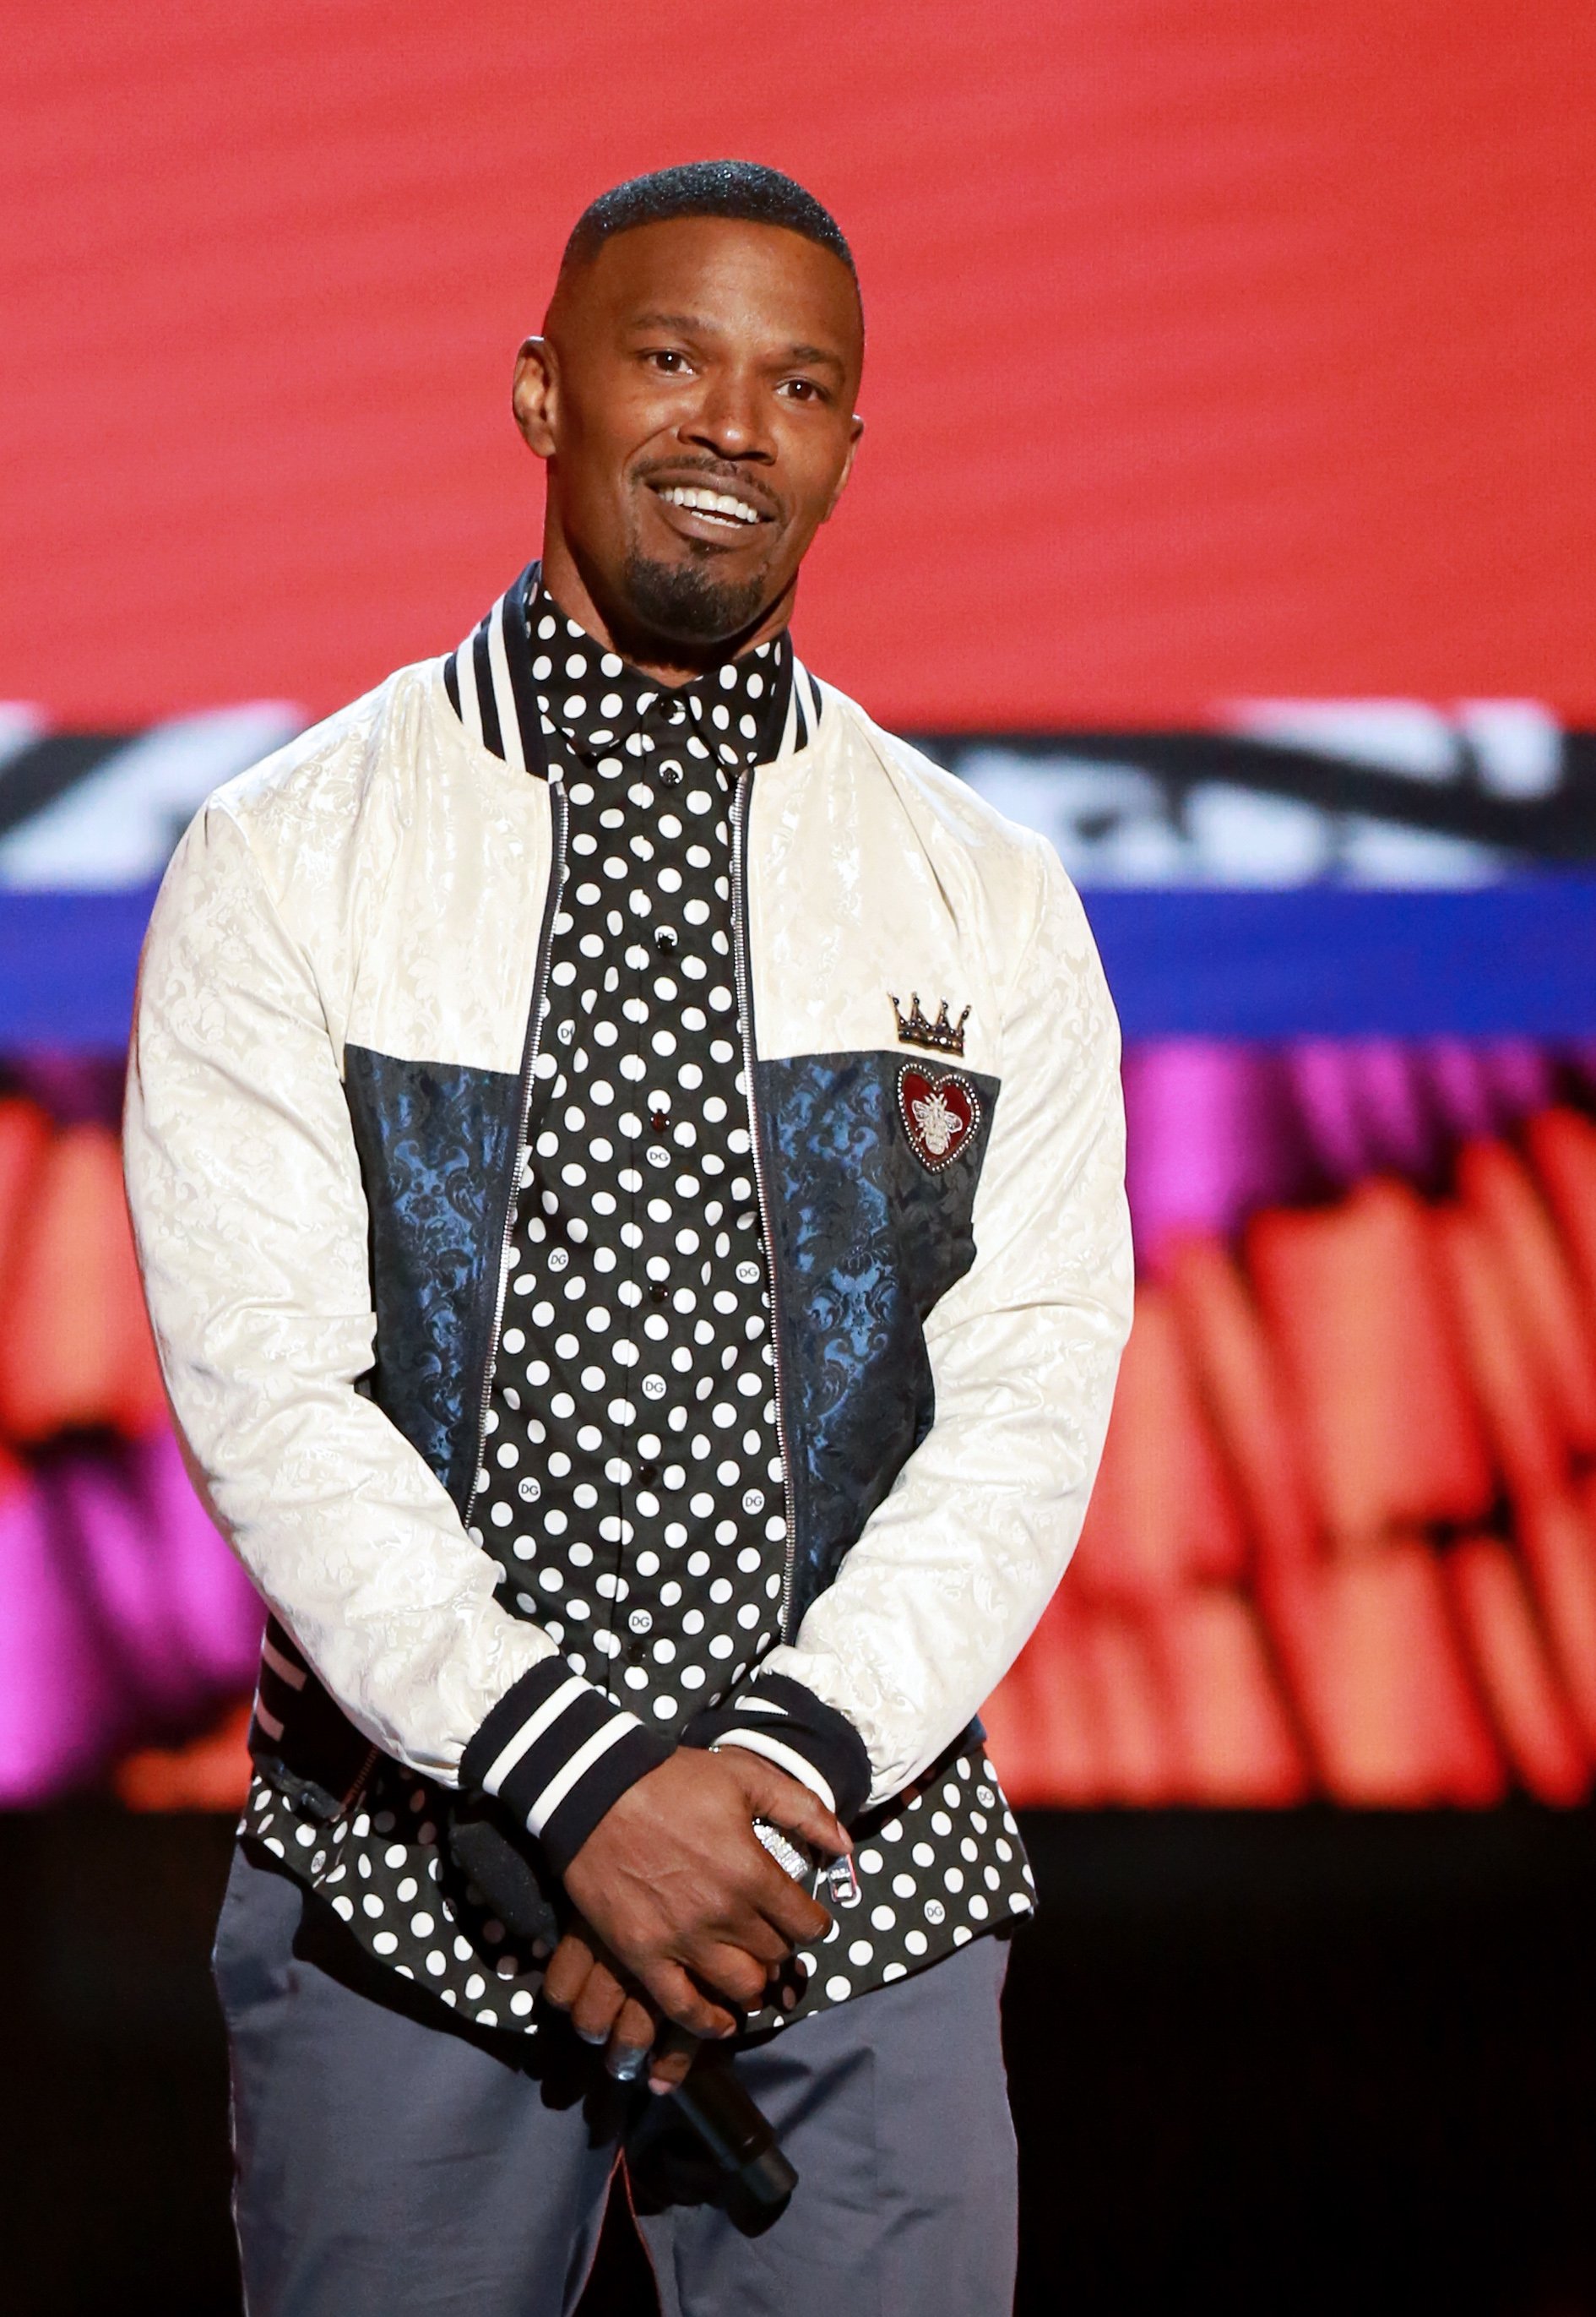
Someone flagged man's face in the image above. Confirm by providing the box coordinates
[515,216,864,665]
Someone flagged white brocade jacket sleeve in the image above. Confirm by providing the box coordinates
[756,848,1133,1805]
[124,786,557,1785]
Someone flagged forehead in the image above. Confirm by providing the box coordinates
[568,216,862,365]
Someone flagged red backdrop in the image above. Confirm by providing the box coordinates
[4,2,1594,728]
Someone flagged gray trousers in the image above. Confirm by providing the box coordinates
[214,1841,1018,2317]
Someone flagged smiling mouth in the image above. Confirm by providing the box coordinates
[652,483,770,530]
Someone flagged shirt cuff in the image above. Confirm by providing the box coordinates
[681,1672,872,1825]
[459,1658,673,1878]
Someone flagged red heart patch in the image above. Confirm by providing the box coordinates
[897,1065,980,1172]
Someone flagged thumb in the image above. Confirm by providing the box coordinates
[722,1748,851,1859]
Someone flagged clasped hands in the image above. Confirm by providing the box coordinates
[543,1747,850,2092]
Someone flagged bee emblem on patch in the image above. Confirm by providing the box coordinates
[897,1063,981,1172]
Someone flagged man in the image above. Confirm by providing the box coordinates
[126,160,1131,2316]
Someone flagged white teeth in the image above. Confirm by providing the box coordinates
[659,486,760,525]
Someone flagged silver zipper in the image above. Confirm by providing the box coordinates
[464,776,569,1531]
[730,770,800,1642]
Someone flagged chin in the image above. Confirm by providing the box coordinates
[621,549,774,648]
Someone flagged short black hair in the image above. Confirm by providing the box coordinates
[562,160,856,282]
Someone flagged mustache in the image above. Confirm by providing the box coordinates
[632,454,782,521]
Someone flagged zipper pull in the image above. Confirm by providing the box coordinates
[822,1853,861,1911]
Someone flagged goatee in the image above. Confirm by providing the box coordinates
[622,550,768,646]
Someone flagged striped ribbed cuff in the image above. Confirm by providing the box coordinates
[459,1659,673,1878]
[252,1620,310,1747]
[681,1672,871,1825]
[247,1618,373,1825]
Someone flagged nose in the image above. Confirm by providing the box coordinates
[681,367,774,465]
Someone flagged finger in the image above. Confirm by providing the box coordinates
[570,1960,628,2047]
[605,1993,657,2083]
[646,2037,698,2095]
[687,1939,772,2013]
[648,2023,698,2095]
[706,1905,790,1969]
[731,1757,852,1859]
[542,1928,599,2012]
[641,1959,738,2042]
[709,1858,831,1955]
[751,1866,833,1950]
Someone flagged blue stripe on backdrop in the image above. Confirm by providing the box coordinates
[0,881,1593,1048]
[0,889,160,1048]
[1085,883,1596,1039]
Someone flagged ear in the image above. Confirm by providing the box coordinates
[512,338,558,459]
[821,414,865,523]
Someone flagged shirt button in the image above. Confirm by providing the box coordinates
[649,1282,668,1304]
[660,765,682,788]
[654,927,677,954]
[639,1462,660,1484]
[650,1112,668,1133]
[627,1608,654,1635]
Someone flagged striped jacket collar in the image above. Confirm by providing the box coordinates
[442,562,823,780]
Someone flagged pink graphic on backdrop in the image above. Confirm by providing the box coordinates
[1285,1045,1373,1184]
[53,1455,207,1721]
[0,1463,122,1803]
[130,1426,263,1689]
[0,1434,262,1803]
[1125,1043,1307,1274]
[1354,1042,1436,1180]
[1132,1038,1564,1283]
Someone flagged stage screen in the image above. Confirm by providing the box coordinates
[3,3,1594,1814]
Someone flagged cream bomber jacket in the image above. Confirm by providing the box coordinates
[124,641,1132,1821]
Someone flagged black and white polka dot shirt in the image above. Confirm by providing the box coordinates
[470,593,795,1738]
[245,574,1034,2035]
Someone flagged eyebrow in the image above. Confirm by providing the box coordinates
[627,311,847,373]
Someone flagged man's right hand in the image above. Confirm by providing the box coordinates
[561,1747,848,2038]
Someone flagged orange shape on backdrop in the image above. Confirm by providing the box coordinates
[1150,1591,1308,1807]
[1279,1542,1506,1807]
[1517,1483,1596,1758]
[0,1098,52,1293]
[1164,1235,1318,1572]
[1073,1285,1248,1607]
[1082,1609,1186,1806]
[1458,1138,1596,1460]
[1247,1180,1494,1548]
[1444,1537,1589,1806]
[1527,1108,1596,1323]
[977,1651,1052,1809]
[984,1603,1111,1809]
[0,1440,24,1515]
[0,1123,166,1443]
[1436,1205,1565,1508]
[114,1697,253,1812]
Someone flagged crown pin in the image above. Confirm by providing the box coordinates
[889,992,971,1058]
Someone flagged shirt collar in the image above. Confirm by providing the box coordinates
[444,561,820,780]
